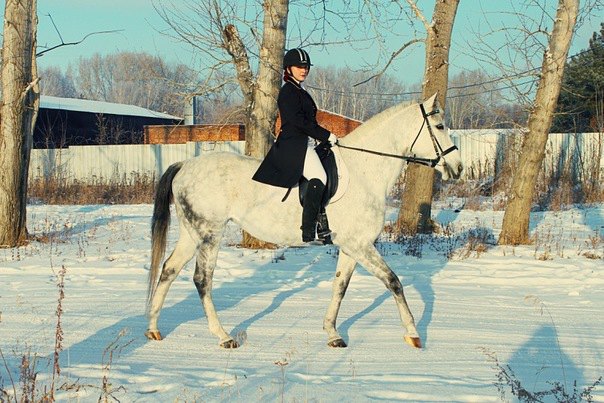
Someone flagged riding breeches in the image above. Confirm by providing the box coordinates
[302,144,326,185]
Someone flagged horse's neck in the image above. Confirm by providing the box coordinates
[342,103,419,197]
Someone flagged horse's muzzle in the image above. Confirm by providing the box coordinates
[449,161,463,180]
[441,160,463,181]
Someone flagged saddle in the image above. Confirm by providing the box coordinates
[298,142,338,208]
[281,142,348,207]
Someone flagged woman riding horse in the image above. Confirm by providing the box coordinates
[252,48,338,244]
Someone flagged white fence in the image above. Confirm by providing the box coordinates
[30,141,245,182]
[450,130,604,180]
[29,131,603,182]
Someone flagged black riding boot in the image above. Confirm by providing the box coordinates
[317,208,333,244]
[301,179,325,243]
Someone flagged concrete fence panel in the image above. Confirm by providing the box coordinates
[29,133,602,183]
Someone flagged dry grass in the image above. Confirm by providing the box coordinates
[432,162,602,212]
[28,173,156,205]
[0,266,66,402]
[0,264,131,402]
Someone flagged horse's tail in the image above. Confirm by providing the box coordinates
[147,162,183,312]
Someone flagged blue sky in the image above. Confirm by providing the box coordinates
[3,0,603,87]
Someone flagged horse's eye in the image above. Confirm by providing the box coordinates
[436,124,445,130]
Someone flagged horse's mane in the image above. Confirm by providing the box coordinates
[342,100,417,143]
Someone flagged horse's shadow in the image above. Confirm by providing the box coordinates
[230,268,328,338]
[47,246,335,369]
[47,206,500,368]
[275,207,495,348]
[582,205,603,239]
[337,291,390,343]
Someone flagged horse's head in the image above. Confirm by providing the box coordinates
[411,93,463,181]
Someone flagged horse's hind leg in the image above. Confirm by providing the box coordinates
[324,252,356,348]
[146,229,197,340]
[344,244,422,348]
[193,235,238,348]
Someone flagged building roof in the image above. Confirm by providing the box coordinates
[40,95,182,121]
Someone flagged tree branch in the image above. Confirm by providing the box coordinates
[36,14,124,57]
[405,0,430,31]
[354,38,424,87]
[222,24,255,105]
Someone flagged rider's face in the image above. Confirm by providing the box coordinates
[290,65,310,82]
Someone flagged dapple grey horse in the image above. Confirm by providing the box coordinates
[146,94,463,349]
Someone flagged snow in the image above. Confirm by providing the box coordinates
[1,202,603,402]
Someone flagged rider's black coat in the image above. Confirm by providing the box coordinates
[252,78,330,188]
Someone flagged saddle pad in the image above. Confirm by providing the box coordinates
[296,144,350,207]
[329,146,349,204]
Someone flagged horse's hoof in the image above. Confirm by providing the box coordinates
[145,330,163,341]
[220,339,240,349]
[404,336,422,349]
[327,338,347,348]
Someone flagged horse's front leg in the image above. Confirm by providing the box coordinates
[343,244,422,348]
[193,240,238,348]
[324,251,356,348]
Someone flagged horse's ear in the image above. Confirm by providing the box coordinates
[425,92,439,109]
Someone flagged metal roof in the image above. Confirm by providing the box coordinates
[40,95,182,120]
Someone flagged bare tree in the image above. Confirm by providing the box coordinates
[73,52,197,116]
[225,0,289,248]
[155,0,288,247]
[39,65,77,97]
[499,0,579,245]
[0,0,39,247]
[446,70,500,129]
[308,66,408,121]
[395,0,461,235]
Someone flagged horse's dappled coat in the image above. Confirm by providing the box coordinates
[146,94,463,349]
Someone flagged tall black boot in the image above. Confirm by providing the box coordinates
[317,208,333,244]
[301,179,325,243]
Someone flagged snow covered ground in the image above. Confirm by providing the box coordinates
[1,202,602,402]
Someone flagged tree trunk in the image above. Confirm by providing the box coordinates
[0,0,39,247]
[222,24,255,119]
[224,0,288,248]
[245,0,287,160]
[396,0,459,235]
[499,0,579,245]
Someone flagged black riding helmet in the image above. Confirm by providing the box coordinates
[283,48,312,68]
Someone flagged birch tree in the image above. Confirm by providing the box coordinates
[0,0,39,247]
[155,0,288,147]
[224,0,288,248]
[155,0,288,247]
[499,0,580,245]
[342,0,460,234]
[395,0,460,235]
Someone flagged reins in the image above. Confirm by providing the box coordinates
[336,143,439,167]
[336,103,458,168]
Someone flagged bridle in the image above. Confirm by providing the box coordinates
[336,103,458,168]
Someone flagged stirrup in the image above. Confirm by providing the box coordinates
[302,230,330,246]
[304,239,325,246]
[316,212,331,243]
[317,230,333,244]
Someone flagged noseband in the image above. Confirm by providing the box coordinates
[337,103,458,167]
[410,104,459,167]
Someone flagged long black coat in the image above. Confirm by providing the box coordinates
[252,79,330,188]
